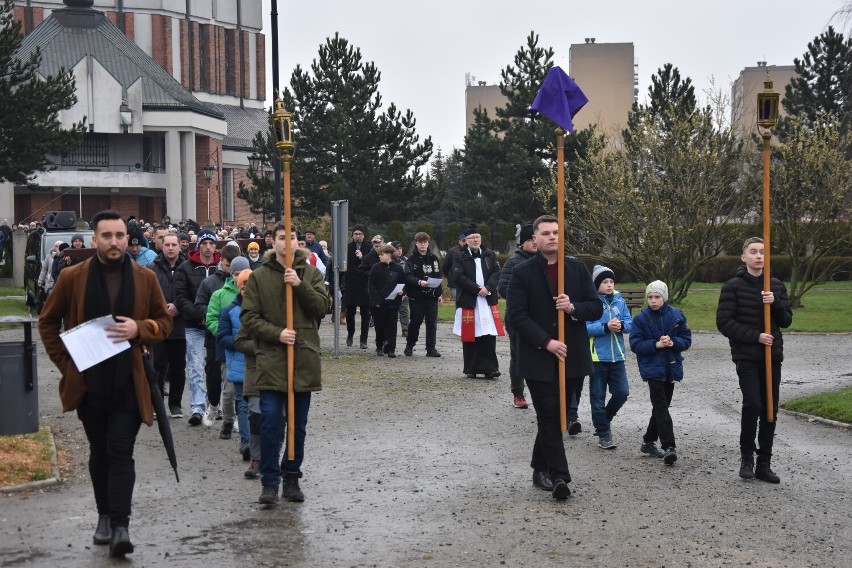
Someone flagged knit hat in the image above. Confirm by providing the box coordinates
[128,227,145,247]
[463,224,481,237]
[236,269,252,291]
[58,242,70,252]
[178,232,189,242]
[592,265,616,289]
[229,256,250,274]
[71,233,84,244]
[518,224,534,244]
[645,280,669,302]
[247,242,260,251]
[352,224,365,234]
[196,229,217,244]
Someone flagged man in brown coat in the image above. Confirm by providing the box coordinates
[39,210,172,558]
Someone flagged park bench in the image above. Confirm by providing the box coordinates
[619,288,646,314]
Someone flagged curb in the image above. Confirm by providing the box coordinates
[779,408,852,430]
[0,426,62,495]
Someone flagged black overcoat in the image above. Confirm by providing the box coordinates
[452,246,501,309]
[343,240,370,306]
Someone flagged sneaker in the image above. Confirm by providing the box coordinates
[259,485,279,504]
[552,479,571,500]
[567,421,582,436]
[219,421,233,440]
[640,442,665,458]
[403,347,413,356]
[188,412,202,426]
[426,349,441,358]
[282,476,305,502]
[663,447,678,465]
[169,406,184,419]
[598,433,617,450]
[245,460,260,479]
[202,405,218,427]
[513,394,529,409]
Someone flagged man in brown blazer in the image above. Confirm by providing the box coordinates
[39,210,172,558]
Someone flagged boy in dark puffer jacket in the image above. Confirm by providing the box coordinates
[717,237,793,483]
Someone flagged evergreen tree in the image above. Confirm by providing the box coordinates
[236,129,276,222]
[283,33,433,223]
[0,0,84,184]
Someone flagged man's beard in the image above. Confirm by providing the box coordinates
[97,250,125,266]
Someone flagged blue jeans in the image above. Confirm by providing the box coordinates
[231,381,249,446]
[589,361,630,435]
[259,390,311,487]
[185,327,207,416]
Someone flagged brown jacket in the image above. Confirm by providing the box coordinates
[38,256,172,426]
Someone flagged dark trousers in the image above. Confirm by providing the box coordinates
[643,380,676,449]
[407,298,438,352]
[506,325,525,396]
[345,304,371,342]
[527,377,581,484]
[374,302,400,353]
[737,360,781,457]
[77,396,142,528]
[462,335,499,375]
[259,390,312,486]
[153,337,186,409]
[205,334,222,407]
[568,376,584,422]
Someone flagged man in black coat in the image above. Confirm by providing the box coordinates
[343,225,371,349]
[452,225,503,378]
[506,215,602,500]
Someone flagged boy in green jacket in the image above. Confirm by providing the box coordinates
[240,225,329,504]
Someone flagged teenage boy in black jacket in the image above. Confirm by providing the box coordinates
[403,232,443,357]
[368,244,405,357]
[717,237,793,483]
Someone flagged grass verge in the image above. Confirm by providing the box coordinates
[0,298,29,318]
[0,427,55,488]
[781,387,852,424]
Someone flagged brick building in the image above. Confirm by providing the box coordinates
[3,0,269,228]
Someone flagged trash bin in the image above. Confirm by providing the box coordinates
[0,316,39,435]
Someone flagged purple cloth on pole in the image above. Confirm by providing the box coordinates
[529,66,589,134]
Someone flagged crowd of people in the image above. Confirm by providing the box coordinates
[35,209,792,557]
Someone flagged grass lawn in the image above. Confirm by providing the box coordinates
[0,286,25,296]
[0,298,29,318]
[0,427,54,488]
[781,387,852,424]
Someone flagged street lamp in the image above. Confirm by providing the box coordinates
[201,150,222,227]
[757,73,779,423]
[202,164,216,224]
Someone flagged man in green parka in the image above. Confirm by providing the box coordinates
[240,225,329,504]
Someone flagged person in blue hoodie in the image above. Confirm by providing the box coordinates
[126,227,157,266]
[217,269,252,460]
[586,265,633,450]
[629,280,691,465]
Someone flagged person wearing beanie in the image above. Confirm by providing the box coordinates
[177,232,190,253]
[303,229,329,265]
[452,224,504,379]
[585,265,633,449]
[716,237,793,483]
[344,225,372,348]
[246,241,263,270]
[629,279,692,466]
[70,233,85,249]
[126,228,157,267]
[441,231,468,303]
[498,223,537,408]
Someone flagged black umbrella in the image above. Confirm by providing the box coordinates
[142,349,180,482]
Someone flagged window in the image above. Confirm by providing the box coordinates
[222,168,234,220]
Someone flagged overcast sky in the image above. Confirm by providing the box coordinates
[260,0,848,153]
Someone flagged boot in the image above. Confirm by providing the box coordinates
[739,454,755,479]
[93,514,111,545]
[282,475,305,502]
[109,526,134,557]
[755,456,780,483]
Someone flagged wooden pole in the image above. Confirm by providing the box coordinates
[283,156,296,459]
[556,128,567,432]
[762,133,775,423]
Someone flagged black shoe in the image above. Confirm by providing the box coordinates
[109,526,134,557]
[188,412,202,426]
[532,470,554,491]
[552,479,571,500]
[376,348,384,356]
[219,421,233,440]
[360,340,368,349]
[401,329,408,337]
[426,349,441,358]
[640,442,665,458]
[259,485,279,504]
[663,447,678,465]
[484,371,501,379]
[93,514,111,545]
[282,476,305,502]
[387,351,396,358]
[346,336,353,347]
[466,373,476,379]
[240,443,251,461]
[739,454,755,479]
[567,421,582,436]
[403,347,413,356]
[755,457,780,483]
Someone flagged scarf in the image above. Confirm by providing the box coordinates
[83,256,136,408]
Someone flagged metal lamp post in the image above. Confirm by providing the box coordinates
[757,75,780,423]
[202,164,215,224]
[248,153,264,228]
[270,98,297,460]
[270,0,282,222]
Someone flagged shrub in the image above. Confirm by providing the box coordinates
[386,220,406,244]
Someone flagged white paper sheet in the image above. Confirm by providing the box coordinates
[385,283,405,300]
[60,315,131,372]
[426,277,443,288]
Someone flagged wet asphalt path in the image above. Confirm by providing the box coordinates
[1,321,850,567]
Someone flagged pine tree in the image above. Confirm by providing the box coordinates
[282,33,433,223]
[236,129,276,221]
[0,0,84,184]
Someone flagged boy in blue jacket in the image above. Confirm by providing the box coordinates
[629,280,692,465]
[586,266,633,450]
